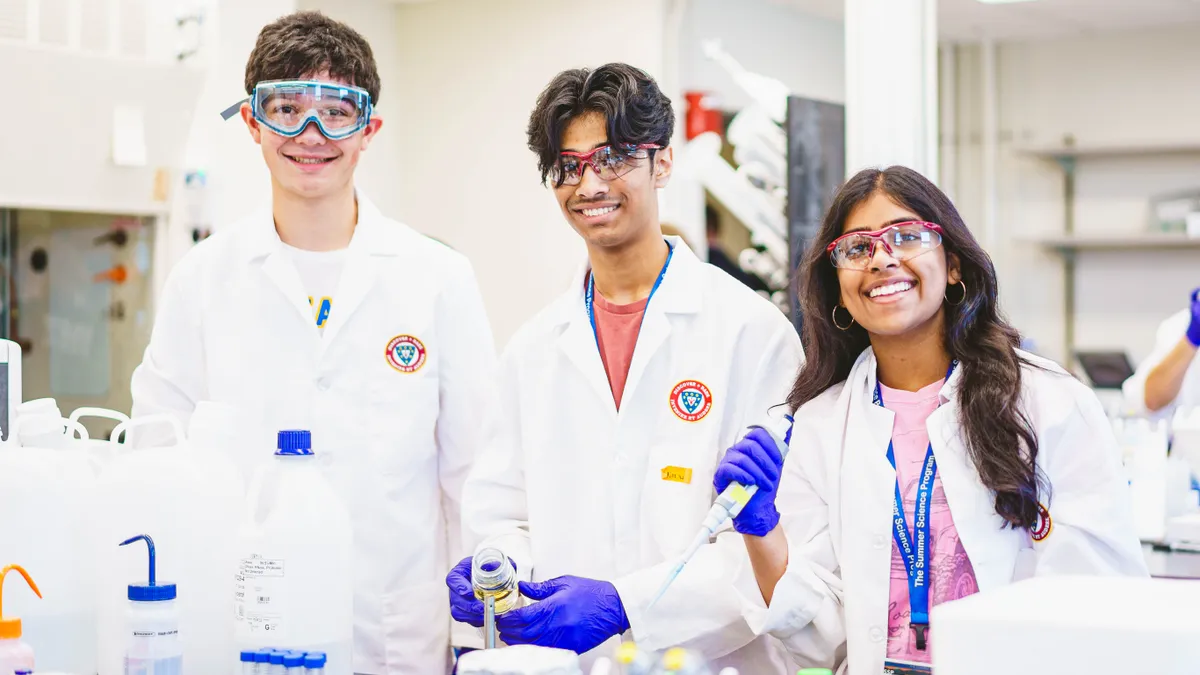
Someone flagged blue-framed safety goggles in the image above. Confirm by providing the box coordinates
[220,79,373,140]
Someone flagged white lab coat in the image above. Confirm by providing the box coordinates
[1123,309,1200,419]
[131,195,496,675]
[462,238,804,672]
[737,348,1149,674]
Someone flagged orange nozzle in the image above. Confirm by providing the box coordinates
[93,264,128,284]
[0,564,42,639]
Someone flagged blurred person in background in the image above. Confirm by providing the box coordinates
[1123,288,1200,418]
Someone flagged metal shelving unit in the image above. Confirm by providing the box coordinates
[1018,139,1200,364]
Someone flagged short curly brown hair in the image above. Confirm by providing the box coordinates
[244,11,381,105]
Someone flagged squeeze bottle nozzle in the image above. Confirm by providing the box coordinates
[119,534,177,601]
[0,565,42,639]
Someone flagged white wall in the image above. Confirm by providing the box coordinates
[390,0,669,348]
[946,24,1200,367]
[679,0,844,107]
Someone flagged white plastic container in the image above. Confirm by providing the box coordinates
[69,406,132,467]
[0,565,41,674]
[119,535,181,675]
[93,414,244,675]
[0,417,97,675]
[235,431,352,675]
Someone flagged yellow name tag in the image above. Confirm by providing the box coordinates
[661,466,693,484]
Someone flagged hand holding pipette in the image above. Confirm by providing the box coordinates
[648,418,792,608]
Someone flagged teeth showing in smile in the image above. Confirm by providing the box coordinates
[868,281,914,298]
[289,156,332,164]
[581,206,617,217]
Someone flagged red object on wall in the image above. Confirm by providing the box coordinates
[685,91,724,141]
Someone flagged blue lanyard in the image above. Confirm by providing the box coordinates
[584,241,674,348]
[873,361,956,651]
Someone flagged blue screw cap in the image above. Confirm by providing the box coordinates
[276,429,313,456]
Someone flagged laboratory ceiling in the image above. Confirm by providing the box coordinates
[772,0,1200,41]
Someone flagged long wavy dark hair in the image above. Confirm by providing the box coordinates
[788,166,1044,528]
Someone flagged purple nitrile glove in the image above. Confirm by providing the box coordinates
[1187,288,1200,347]
[446,556,485,627]
[495,576,630,654]
[713,427,785,537]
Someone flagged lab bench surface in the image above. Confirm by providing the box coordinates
[1144,544,1200,580]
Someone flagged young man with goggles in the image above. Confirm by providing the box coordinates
[132,11,496,674]
[449,63,803,672]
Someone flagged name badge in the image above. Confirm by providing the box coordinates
[661,466,693,484]
[883,659,932,675]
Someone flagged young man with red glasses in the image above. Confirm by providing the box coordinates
[447,63,803,671]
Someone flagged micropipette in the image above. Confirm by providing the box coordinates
[647,416,793,609]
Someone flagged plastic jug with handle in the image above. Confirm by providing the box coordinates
[0,565,42,674]
[93,414,243,675]
[235,430,352,675]
[69,406,132,466]
[0,417,97,674]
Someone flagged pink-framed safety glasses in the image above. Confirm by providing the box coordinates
[825,221,945,270]
[552,143,662,186]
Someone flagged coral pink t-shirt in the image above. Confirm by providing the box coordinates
[880,380,980,664]
[592,291,647,410]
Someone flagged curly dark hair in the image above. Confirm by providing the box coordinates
[527,63,675,186]
[788,166,1046,529]
[244,11,381,105]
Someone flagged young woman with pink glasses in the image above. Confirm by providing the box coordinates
[713,165,1148,675]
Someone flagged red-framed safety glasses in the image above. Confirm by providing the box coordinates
[825,221,945,270]
[551,143,662,186]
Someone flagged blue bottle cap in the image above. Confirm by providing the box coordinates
[276,429,313,456]
[119,534,177,601]
[254,649,276,663]
[269,651,287,665]
[303,652,327,668]
[283,651,306,667]
[241,650,257,662]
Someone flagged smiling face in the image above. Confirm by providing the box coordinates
[241,70,382,201]
[836,191,960,339]
[553,112,672,251]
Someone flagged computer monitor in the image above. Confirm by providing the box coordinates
[1074,350,1135,390]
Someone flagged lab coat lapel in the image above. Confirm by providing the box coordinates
[261,249,318,330]
[320,197,394,347]
[557,303,619,416]
[321,250,375,347]
[621,239,701,408]
[845,352,899,534]
[928,369,1016,588]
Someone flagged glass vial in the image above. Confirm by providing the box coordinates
[471,547,520,614]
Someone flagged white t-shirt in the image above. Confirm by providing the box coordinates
[283,243,347,334]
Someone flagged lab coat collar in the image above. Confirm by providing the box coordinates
[857,346,963,406]
[237,190,403,262]
[547,235,704,327]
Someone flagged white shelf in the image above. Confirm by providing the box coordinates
[1015,140,1200,160]
[1030,233,1200,252]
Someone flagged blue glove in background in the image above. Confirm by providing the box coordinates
[495,576,630,654]
[713,427,785,536]
[1187,288,1200,347]
[446,556,485,627]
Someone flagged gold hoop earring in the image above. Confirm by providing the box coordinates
[832,304,855,331]
[946,280,967,306]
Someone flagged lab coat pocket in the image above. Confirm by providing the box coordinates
[647,443,716,559]
[366,376,440,476]
[382,580,452,674]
